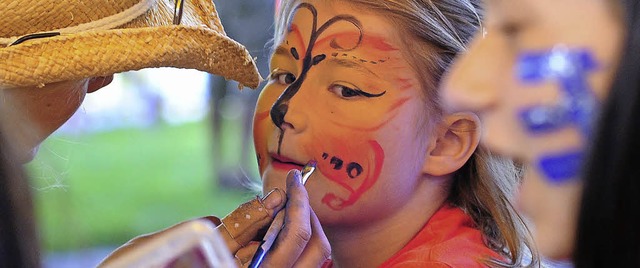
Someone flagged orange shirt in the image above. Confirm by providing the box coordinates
[323,204,503,268]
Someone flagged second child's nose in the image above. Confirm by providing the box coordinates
[441,35,505,113]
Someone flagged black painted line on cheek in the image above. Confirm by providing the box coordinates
[322,152,365,179]
[277,129,285,155]
[330,156,344,170]
[346,162,363,178]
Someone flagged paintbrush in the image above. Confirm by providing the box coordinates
[301,160,317,185]
[247,160,317,268]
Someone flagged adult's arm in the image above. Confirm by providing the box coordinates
[98,188,286,266]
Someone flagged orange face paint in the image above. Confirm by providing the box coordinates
[314,140,384,210]
[254,2,427,213]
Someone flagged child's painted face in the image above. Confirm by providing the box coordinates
[442,0,623,260]
[253,0,431,225]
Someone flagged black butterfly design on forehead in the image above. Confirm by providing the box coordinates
[271,2,364,154]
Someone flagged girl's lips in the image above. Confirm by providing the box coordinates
[270,155,305,171]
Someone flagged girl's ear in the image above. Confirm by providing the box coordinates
[422,112,481,176]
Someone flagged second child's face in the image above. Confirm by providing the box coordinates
[253,0,432,226]
[442,0,623,260]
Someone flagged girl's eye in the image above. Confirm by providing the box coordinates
[329,83,386,99]
[334,85,359,97]
[270,71,296,85]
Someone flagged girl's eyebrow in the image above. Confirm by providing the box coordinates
[327,58,379,78]
[273,46,293,58]
[485,0,534,21]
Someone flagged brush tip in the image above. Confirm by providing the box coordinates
[306,160,317,168]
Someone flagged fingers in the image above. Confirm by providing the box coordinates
[295,210,331,266]
[263,210,286,250]
[235,242,260,268]
[218,188,287,254]
[263,169,312,267]
[263,188,288,218]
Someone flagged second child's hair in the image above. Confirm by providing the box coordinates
[574,0,640,266]
[274,0,538,267]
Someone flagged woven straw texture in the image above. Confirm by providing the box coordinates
[0,0,141,38]
[0,0,262,89]
[1,26,260,89]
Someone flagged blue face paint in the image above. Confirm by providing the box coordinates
[538,151,584,183]
[516,46,600,183]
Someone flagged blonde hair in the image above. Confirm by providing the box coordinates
[274,0,539,267]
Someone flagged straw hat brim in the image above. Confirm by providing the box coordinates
[0,25,262,89]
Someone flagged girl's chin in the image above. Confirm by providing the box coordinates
[261,166,291,192]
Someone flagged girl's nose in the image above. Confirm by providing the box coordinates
[270,82,310,133]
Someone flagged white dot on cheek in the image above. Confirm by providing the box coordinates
[245,214,251,219]
[258,207,263,212]
[234,223,239,228]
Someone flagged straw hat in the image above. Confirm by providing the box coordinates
[0,0,262,89]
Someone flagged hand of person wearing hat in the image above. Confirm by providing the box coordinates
[99,171,331,268]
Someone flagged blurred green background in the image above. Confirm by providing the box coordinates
[26,118,256,252]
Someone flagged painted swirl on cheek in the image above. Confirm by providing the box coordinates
[310,139,384,210]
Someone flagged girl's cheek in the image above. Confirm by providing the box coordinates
[253,85,283,173]
[304,129,385,210]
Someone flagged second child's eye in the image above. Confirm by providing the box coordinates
[270,71,296,85]
[501,23,521,39]
[498,19,529,47]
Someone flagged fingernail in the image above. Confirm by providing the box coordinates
[286,169,302,189]
[296,170,303,184]
[262,188,283,209]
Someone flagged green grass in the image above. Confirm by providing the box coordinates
[26,119,259,251]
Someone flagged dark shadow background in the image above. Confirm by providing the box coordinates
[209,0,275,189]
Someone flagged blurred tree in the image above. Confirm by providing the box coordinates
[209,0,274,189]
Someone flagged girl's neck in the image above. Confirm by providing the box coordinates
[324,180,449,268]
